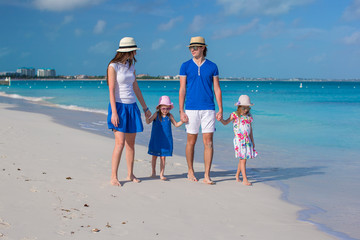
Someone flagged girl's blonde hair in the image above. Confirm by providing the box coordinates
[106,51,137,85]
[236,105,251,117]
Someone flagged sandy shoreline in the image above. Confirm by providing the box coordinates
[0,100,335,239]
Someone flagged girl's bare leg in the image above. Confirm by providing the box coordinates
[125,133,140,183]
[160,156,167,180]
[235,159,242,182]
[240,159,252,186]
[151,155,157,178]
[110,131,125,186]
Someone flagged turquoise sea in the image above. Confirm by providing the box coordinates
[1,80,360,239]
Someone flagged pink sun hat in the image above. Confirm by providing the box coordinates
[156,96,174,110]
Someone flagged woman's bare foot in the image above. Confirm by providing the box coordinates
[128,175,141,183]
[187,174,198,182]
[236,177,242,182]
[150,173,157,178]
[160,175,167,181]
[110,179,121,186]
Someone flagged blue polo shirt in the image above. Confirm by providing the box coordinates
[179,59,219,110]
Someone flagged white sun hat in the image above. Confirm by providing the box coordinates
[116,37,140,52]
[235,95,254,106]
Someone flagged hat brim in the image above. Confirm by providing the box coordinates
[187,44,207,47]
[117,47,140,52]
[156,103,174,110]
[234,102,254,106]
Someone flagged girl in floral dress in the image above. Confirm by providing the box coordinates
[221,95,257,185]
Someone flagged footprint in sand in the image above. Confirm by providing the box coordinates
[0,218,10,228]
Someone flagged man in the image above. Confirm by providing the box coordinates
[179,36,223,184]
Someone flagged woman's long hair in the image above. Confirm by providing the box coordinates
[106,51,137,85]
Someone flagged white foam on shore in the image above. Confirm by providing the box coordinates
[0,91,107,115]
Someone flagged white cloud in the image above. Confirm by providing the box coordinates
[89,41,113,54]
[152,39,165,50]
[93,20,106,34]
[212,18,259,39]
[343,31,360,45]
[188,15,207,33]
[343,0,360,21]
[74,28,83,37]
[33,0,105,11]
[217,0,314,16]
[62,15,73,25]
[158,16,183,31]
[261,21,285,38]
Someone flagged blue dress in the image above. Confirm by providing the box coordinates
[148,115,173,156]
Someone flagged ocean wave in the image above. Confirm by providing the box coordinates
[0,91,54,102]
[55,104,107,115]
[0,91,107,115]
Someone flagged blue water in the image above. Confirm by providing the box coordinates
[1,80,360,239]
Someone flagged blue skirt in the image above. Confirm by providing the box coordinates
[107,102,144,133]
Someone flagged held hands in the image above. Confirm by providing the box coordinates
[180,111,189,123]
[144,108,152,119]
[216,111,223,121]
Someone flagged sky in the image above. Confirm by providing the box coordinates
[0,0,360,79]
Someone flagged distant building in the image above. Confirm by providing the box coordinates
[17,67,35,77]
[37,68,56,77]
[163,75,171,79]
[0,71,19,77]
[173,75,180,80]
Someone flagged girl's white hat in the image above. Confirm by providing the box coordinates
[156,96,174,110]
[235,95,254,106]
[117,37,140,52]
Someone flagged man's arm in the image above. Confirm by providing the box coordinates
[179,76,188,123]
[213,76,223,121]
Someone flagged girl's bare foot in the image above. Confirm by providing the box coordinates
[110,179,121,186]
[160,175,167,181]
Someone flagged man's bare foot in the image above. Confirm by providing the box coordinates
[128,175,141,183]
[160,175,168,181]
[187,174,198,182]
[242,181,252,186]
[150,173,157,178]
[110,179,121,186]
[203,178,215,185]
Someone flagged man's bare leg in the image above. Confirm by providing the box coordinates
[186,133,198,181]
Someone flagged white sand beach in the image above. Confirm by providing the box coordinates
[0,101,336,239]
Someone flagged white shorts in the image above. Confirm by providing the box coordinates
[185,110,216,134]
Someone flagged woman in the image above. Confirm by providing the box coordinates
[107,37,151,186]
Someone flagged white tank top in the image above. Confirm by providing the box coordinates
[109,62,136,104]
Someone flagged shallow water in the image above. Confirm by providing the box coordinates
[1,80,360,239]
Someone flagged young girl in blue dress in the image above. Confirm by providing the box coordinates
[146,96,183,180]
[220,95,257,186]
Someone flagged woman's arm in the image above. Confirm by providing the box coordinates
[146,112,158,124]
[169,113,183,127]
[108,66,119,127]
[133,78,151,118]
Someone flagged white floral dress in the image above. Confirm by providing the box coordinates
[231,112,258,159]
